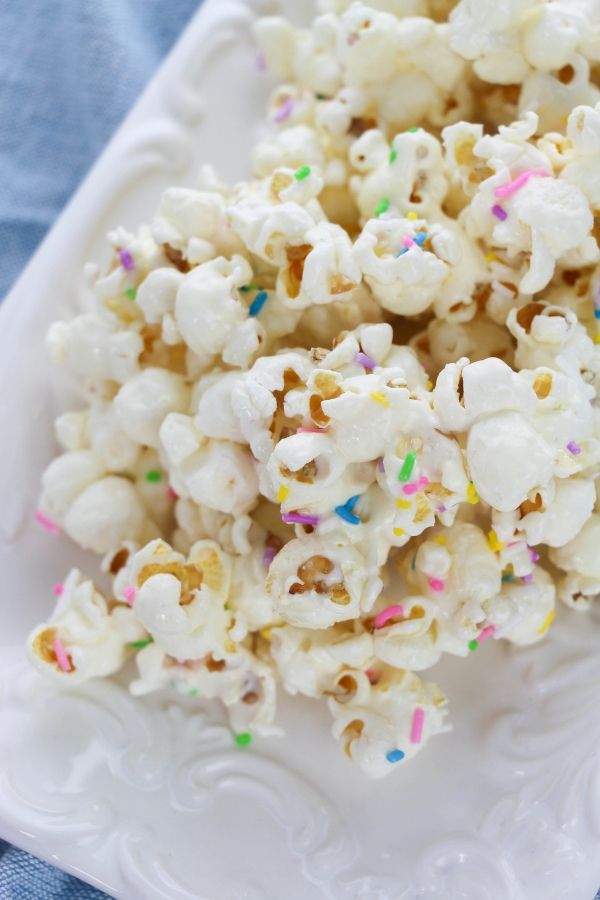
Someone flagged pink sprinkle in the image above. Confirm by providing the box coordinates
[167,487,178,500]
[427,577,445,592]
[437,504,447,513]
[273,97,295,123]
[566,440,581,455]
[493,168,550,200]
[123,585,136,606]
[53,582,64,597]
[529,547,540,563]
[53,638,72,673]
[282,512,320,526]
[402,476,429,495]
[478,625,496,642]
[263,546,277,568]
[296,426,329,434]
[176,657,186,665]
[491,204,507,221]
[365,668,377,683]
[402,235,415,248]
[355,351,377,370]
[410,707,425,744]
[34,510,61,536]
[374,604,405,629]
[119,249,135,271]
[522,573,533,584]
[256,51,267,72]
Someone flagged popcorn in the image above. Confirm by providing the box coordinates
[114,367,190,448]
[47,313,142,385]
[550,514,600,610]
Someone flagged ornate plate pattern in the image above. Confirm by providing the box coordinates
[1,1,600,897]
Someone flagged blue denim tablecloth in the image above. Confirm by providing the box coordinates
[0,1,197,897]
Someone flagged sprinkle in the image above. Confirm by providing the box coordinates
[402,476,429,495]
[468,639,479,652]
[522,573,534,584]
[53,638,72,672]
[386,748,405,763]
[595,335,600,344]
[406,211,418,221]
[410,708,425,744]
[263,546,277,568]
[374,197,391,217]
[377,457,385,473]
[537,609,556,635]
[276,485,289,503]
[370,391,389,407]
[167,487,178,500]
[248,290,268,317]
[34,510,61,535]
[335,504,361,525]
[491,204,507,221]
[407,126,419,133]
[355,351,377,370]
[595,310,600,319]
[188,688,199,696]
[502,573,515,583]
[434,535,446,545]
[414,232,427,246]
[396,498,411,509]
[493,168,549,200]
[566,440,581,455]
[282,511,320,526]
[466,483,479,505]
[426,379,433,390]
[437,504,447,513]
[125,288,137,300]
[402,235,415,249]
[393,527,405,537]
[129,637,154,650]
[261,628,272,640]
[487,529,505,553]
[529,547,540,563]
[411,555,416,571]
[485,252,497,262]
[273,97,295,123]
[235,732,252,747]
[123,586,136,606]
[398,451,416,482]
[256,51,267,72]
[345,495,360,511]
[239,283,258,293]
[145,469,162,483]
[389,147,397,164]
[53,582,64,597]
[294,165,311,181]
[119,249,135,271]
[478,625,496,642]
[427,577,445,592]
[365,668,376,683]
[374,604,405,629]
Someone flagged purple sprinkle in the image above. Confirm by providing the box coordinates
[522,573,534,584]
[377,457,385,473]
[355,351,377,370]
[282,512,320,526]
[263,546,277,568]
[437,504,447,513]
[491,204,507,221]
[529,548,540,563]
[273,97,295,123]
[256,51,267,72]
[119,249,135,271]
[566,440,581,455]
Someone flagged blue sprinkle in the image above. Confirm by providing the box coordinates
[386,749,405,764]
[396,247,408,257]
[594,309,600,319]
[248,290,268,317]
[414,232,427,246]
[345,494,361,511]
[335,504,361,525]
[501,573,515,583]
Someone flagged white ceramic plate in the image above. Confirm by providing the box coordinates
[2,2,600,897]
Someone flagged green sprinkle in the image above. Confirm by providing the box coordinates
[188,688,199,696]
[125,288,137,300]
[374,197,391,217]
[145,469,162,483]
[407,126,419,133]
[389,147,397,164]
[398,451,416,482]
[501,573,515,583]
[294,165,311,181]
[240,283,258,293]
[235,732,252,747]
[468,639,479,652]
[411,555,416,572]
[129,638,154,650]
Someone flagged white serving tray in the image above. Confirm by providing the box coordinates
[1,1,600,897]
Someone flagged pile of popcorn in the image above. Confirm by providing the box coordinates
[28,0,600,778]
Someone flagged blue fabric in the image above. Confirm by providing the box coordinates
[0,0,197,896]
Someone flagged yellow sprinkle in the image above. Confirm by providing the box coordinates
[434,534,446,545]
[396,498,411,509]
[426,380,433,390]
[594,334,600,344]
[261,628,272,640]
[537,609,555,635]
[407,211,418,221]
[370,391,390,407]
[393,527,405,537]
[487,529,505,553]
[485,252,497,262]
[466,483,479,505]
[276,485,289,502]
